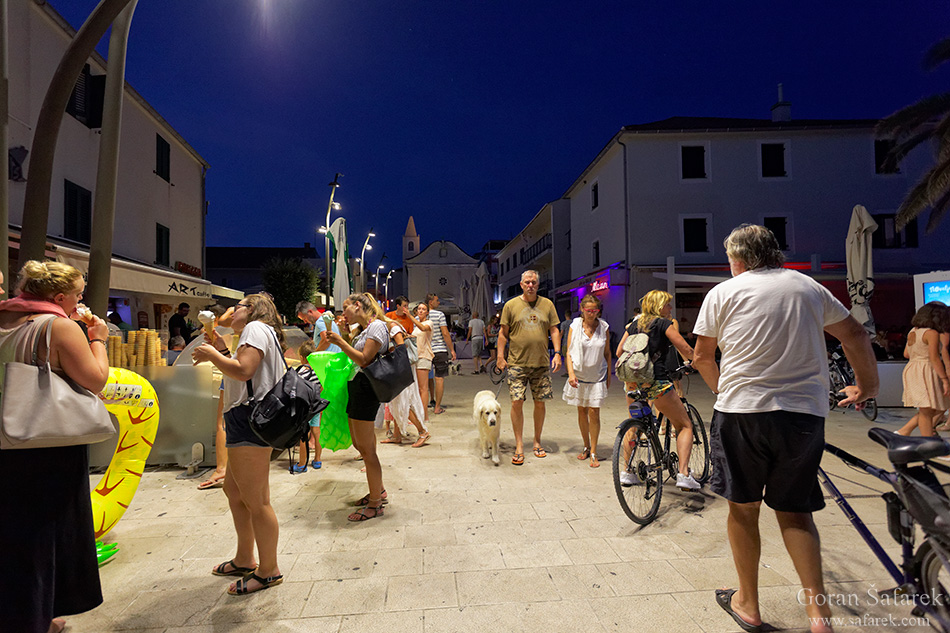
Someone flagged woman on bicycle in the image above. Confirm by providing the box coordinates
[616,290,698,490]
[562,294,611,468]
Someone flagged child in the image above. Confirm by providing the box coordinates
[898,302,950,437]
[292,339,324,472]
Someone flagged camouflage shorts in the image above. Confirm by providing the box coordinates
[508,366,553,401]
[624,380,674,401]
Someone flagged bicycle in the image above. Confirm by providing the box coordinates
[612,381,712,525]
[829,344,878,421]
[657,364,711,485]
[821,429,950,631]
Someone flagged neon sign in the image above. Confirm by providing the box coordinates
[591,279,609,292]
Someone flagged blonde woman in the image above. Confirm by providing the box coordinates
[562,294,611,467]
[0,262,110,633]
[616,290,699,490]
[322,293,390,520]
[193,294,287,595]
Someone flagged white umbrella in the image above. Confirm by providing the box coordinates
[472,262,494,322]
[458,279,472,321]
[328,217,351,310]
[846,204,878,334]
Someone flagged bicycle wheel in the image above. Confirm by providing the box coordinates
[685,403,711,484]
[861,398,878,422]
[613,418,662,525]
[916,539,950,627]
[828,366,847,410]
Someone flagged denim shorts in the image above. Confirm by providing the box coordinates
[224,403,270,449]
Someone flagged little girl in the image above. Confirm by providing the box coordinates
[898,302,950,436]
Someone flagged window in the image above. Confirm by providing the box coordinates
[408,242,414,252]
[566,230,571,251]
[513,252,519,266]
[874,139,900,174]
[591,182,599,210]
[592,240,600,268]
[156,223,170,266]
[761,142,787,178]
[156,134,171,182]
[681,145,707,179]
[872,214,918,249]
[681,215,712,253]
[66,64,105,129]
[763,216,789,250]
[63,180,92,244]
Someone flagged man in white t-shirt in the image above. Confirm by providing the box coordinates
[466,312,486,374]
[692,224,877,633]
[426,293,456,414]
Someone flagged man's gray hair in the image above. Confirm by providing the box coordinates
[521,269,539,282]
[724,224,785,270]
[295,301,316,315]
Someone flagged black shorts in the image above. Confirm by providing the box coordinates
[224,403,270,449]
[432,351,450,378]
[710,410,826,513]
[347,371,381,421]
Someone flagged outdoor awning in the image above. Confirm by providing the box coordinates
[652,272,731,284]
[54,245,224,301]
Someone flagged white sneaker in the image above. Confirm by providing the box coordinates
[676,472,701,490]
[620,471,636,486]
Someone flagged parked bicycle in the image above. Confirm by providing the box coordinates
[829,343,878,421]
[821,429,950,631]
[612,372,711,525]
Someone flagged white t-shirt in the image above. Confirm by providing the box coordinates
[693,267,850,418]
[222,321,287,413]
[429,309,448,353]
[352,320,390,354]
[468,318,486,338]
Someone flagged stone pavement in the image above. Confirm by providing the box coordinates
[68,371,933,633]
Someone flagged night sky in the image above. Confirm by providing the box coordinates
[58,1,950,270]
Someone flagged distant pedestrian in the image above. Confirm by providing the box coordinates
[169,302,196,343]
[466,312,486,374]
[496,270,561,465]
[426,293,456,414]
[562,295,610,468]
[897,302,950,437]
[411,303,434,421]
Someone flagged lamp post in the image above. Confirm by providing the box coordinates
[359,228,375,293]
[384,270,394,305]
[322,173,342,308]
[373,252,387,298]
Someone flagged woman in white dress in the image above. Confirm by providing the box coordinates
[562,294,611,467]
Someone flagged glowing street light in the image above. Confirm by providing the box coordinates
[384,270,394,304]
[323,173,342,308]
[359,229,375,293]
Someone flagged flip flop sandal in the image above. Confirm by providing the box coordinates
[348,503,384,522]
[198,478,224,490]
[212,559,256,577]
[715,589,762,633]
[577,448,591,460]
[589,454,600,468]
[354,490,388,506]
[411,432,431,448]
[228,572,284,595]
[511,453,524,465]
[533,447,547,458]
[380,437,403,444]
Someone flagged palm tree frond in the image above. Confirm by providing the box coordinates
[877,94,950,138]
[927,158,950,200]
[893,128,938,163]
[925,188,950,232]
[895,172,940,230]
[923,36,950,71]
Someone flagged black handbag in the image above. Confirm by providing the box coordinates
[363,343,414,402]
[246,331,330,450]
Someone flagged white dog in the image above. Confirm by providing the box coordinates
[474,389,502,466]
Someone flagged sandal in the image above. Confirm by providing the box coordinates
[511,453,524,465]
[411,432,430,448]
[577,447,590,460]
[228,572,284,595]
[311,460,322,469]
[198,478,224,490]
[212,559,256,577]
[348,502,384,522]
[533,447,547,458]
[354,490,388,506]
[380,437,403,444]
[590,453,600,468]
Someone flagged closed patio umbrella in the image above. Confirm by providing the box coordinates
[472,262,494,322]
[845,204,878,334]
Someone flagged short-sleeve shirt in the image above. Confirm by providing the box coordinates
[501,295,559,367]
[312,317,342,354]
[693,267,851,418]
[353,320,390,356]
[627,317,674,382]
[222,321,287,413]
[429,309,449,353]
[468,318,485,338]
[386,310,414,335]
[415,320,433,360]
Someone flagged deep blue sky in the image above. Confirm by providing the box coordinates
[60,1,950,269]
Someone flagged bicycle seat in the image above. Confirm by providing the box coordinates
[868,428,950,464]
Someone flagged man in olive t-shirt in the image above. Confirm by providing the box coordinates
[497,269,561,465]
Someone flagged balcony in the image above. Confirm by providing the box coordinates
[520,234,552,266]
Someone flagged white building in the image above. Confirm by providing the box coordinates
[554,100,943,332]
[403,217,478,320]
[8,0,238,328]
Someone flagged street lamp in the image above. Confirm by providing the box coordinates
[359,228,375,293]
[384,270,394,304]
[322,173,342,309]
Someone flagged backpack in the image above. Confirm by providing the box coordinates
[615,331,655,384]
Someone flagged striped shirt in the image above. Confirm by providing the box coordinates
[429,309,448,353]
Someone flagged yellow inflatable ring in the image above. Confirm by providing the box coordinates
[91,367,160,540]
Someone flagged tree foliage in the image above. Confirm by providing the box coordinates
[261,257,322,323]
[878,35,950,233]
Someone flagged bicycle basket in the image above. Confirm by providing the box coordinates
[898,466,950,536]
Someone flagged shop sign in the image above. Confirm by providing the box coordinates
[167,281,212,298]
[175,261,203,278]
[590,278,609,293]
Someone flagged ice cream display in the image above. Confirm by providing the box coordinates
[197,310,215,337]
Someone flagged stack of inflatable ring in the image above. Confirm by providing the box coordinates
[92,367,160,565]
